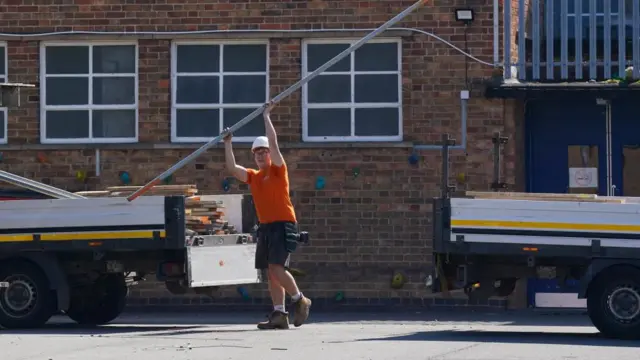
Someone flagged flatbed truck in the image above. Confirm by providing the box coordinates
[430,134,640,340]
[0,195,261,329]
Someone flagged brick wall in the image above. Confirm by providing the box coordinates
[0,0,520,309]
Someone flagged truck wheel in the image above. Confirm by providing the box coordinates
[587,266,640,340]
[66,273,128,326]
[0,261,55,329]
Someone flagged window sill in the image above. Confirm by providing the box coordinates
[0,141,415,151]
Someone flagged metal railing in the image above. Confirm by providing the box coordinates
[503,0,640,81]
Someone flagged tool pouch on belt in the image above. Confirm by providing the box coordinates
[255,224,264,244]
[283,222,299,253]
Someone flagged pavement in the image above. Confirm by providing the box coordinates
[1,310,640,360]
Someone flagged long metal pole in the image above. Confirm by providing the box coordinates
[0,170,86,199]
[127,0,429,202]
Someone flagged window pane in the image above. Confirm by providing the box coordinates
[0,110,5,139]
[223,44,267,72]
[92,110,136,138]
[306,44,350,72]
[45,78,89,105]
[177,45,220,73]
[176,76,219,104]
[93,77,135,105]
[222,75,266,104]
[355,74,398,103]
[93,45,136,74]
[0,47,5,76]
[354,107,399,136]
[307,75,350,103]
[45,110,89,139]
[45,46,89,74]
[222,108,265,138]
[176,109,220,138]
[355,42,398,71]
[307,108,351,137]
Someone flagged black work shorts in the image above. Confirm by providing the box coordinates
[255,221,299,269]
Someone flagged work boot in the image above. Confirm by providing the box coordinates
[257,310,290,330]
[292,296,312,327]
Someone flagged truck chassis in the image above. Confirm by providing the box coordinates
[0,195,261,329]
[430,133,640,340]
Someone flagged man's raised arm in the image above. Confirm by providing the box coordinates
[223,129,249,183]
[263,102,284,167]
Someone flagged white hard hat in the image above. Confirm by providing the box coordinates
[251,136,269,152]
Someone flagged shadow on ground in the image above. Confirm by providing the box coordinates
[0,322,207,336]
[347,329,640,347]
[117,308,594,327]
[0,309,603,337]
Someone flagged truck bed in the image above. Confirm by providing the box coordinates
[433,192,640,259]
[0,194,261,292]
[0,196,185,250]
[0,196,263,329]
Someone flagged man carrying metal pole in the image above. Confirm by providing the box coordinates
[223,102,310,330]
[126,0,429,202]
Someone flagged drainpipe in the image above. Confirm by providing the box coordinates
[95,148,101,177]
[494,0,500,66]
[596,98,613,196]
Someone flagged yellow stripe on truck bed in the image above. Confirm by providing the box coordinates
[451,219,640,233]
[0,234,33,242]
[0,230,166,242]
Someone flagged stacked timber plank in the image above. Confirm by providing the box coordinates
[75,185,238,235]
[184,195,236,234]
[466,191,627,204]
[76,185,198,198]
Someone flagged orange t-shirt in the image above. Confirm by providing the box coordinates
[245,161,297,224]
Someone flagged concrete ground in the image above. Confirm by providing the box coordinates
[2,310,639,360]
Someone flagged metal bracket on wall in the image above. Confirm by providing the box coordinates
[440,133,457,198]
[491,132,509,191]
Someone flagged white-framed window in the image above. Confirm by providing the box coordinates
[171,40,269,143]
[0,42,7,144]
[39,41,138,144]
[301,38,402,142]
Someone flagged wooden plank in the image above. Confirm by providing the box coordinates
[108,190,197,197]
[465,191,626,203]
[74,191,111,197]
[186,215,211,223]
[190,210,223,216]
[466,191,597,199]
[106,185,197,191]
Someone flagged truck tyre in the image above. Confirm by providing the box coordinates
[0,260,56,329]
[587,265,640,340]
[66,273,128,326]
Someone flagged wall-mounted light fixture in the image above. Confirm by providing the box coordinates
[455,8,474,25]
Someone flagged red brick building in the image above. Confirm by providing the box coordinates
[0,0,526,309]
